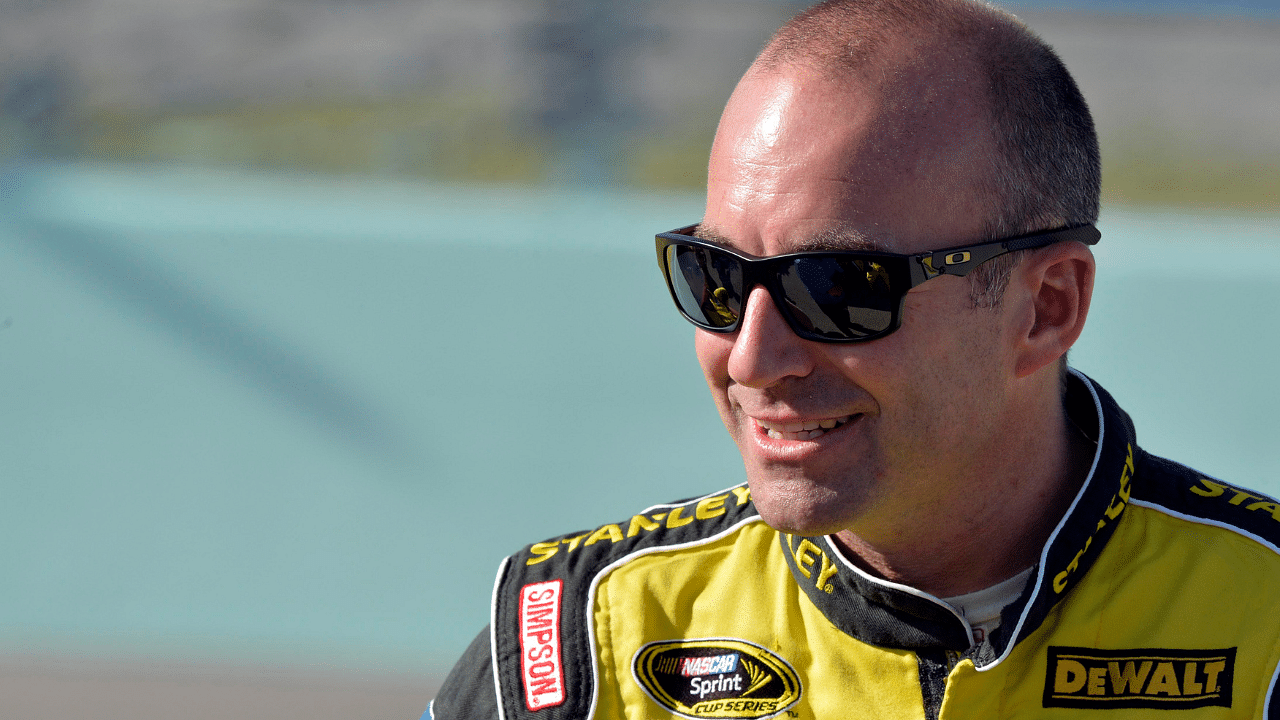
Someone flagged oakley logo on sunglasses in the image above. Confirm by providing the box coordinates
[655,224,1100,343]
[920,251,974,275]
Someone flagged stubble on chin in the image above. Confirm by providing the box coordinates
[744,467,881,538]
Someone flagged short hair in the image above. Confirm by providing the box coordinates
[756,0,1100,307]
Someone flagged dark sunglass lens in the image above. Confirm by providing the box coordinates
[778,257,897,339]
[666,244,743,329]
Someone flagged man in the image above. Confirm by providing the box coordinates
[430,1,1280,717]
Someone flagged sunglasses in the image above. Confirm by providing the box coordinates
[655,224,1100,343]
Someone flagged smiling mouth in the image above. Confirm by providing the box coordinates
[754,415,854,441]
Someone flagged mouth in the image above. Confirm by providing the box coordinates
[753,415,855,441]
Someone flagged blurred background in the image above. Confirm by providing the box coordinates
[1,0,1277,718]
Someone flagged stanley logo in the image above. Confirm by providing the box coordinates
[1044,647,1236,709]
[633,638,801,719]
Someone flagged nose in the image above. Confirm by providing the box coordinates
[726,286,816,388]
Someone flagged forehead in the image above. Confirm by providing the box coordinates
[703,62,995,258]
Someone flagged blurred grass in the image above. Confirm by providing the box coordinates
[46,94,1280,212]
[1101,127,1280,212]
[75,93,549,184]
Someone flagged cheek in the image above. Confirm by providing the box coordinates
[694,330,734,391]
[877,300,1011,433]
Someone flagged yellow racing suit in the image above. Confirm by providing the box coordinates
[429,371,1280,719]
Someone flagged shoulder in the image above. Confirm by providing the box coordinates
[432,484,766,720]
[1088,453,1280,715]
[1130,450,1280,556]
[1115,452,1280,621]
[516,484,759,573]
[498,484,766,663]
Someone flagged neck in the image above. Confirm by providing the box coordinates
[832,383,1095,598]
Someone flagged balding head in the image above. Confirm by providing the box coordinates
[751,0,1099,244]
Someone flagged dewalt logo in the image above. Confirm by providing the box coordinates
[1044,647,1235,709]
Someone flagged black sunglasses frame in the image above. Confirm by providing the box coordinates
[655,223,1101,343]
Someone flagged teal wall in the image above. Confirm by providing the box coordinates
[1,163,1276,674]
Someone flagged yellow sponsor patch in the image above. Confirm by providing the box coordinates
[1044,646,1235,709]
[633,638,802,719]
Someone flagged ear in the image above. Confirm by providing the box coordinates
[1010,241,1095,379]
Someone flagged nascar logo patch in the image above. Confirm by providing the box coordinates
[1043,646,1236,709]
[633,638,801,719]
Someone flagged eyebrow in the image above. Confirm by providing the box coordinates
[691,225,735,247]
[694,223,888,253]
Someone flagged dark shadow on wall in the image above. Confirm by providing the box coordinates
[0,205,424,472]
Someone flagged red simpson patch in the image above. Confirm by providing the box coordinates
[518,580,565,710]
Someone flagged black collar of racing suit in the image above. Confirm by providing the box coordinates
[779,369,1137,665]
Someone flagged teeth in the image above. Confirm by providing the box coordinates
[756,415,853,441]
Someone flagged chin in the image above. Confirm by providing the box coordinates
[746,476,866,537]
